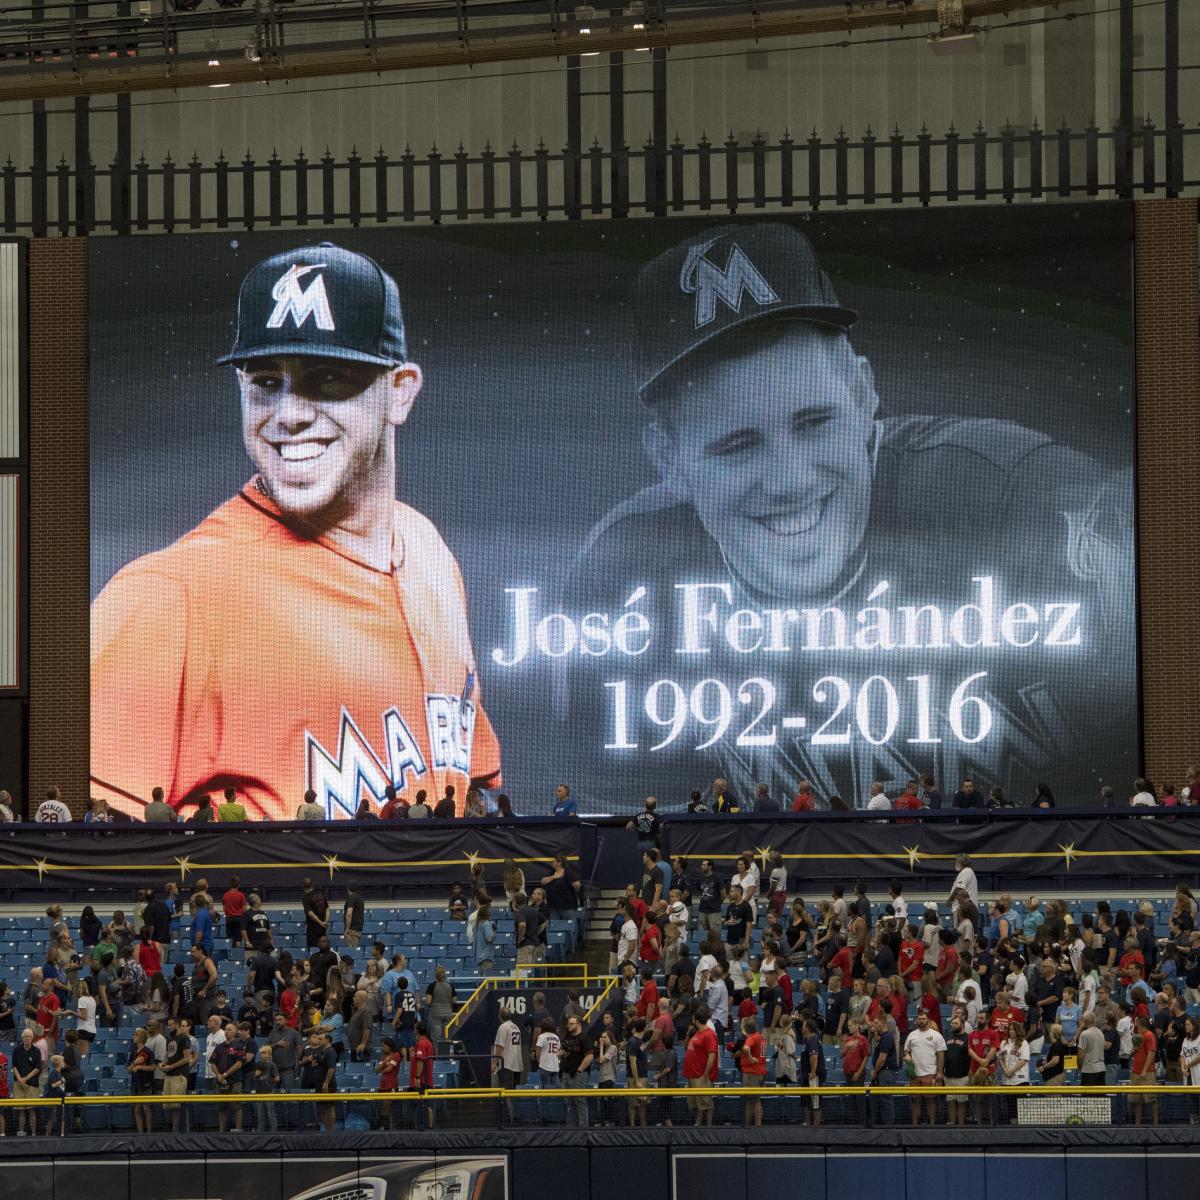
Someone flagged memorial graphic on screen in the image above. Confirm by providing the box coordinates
[89,205,1137,818]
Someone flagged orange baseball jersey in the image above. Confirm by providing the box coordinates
[90,479,501,821]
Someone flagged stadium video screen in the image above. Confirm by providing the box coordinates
[89,205,1138,819]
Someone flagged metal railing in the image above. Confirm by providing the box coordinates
[443,964,602,1037]
[1,1083,1195,1135]
[4,119,1196,236]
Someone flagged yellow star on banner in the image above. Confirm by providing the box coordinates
[463,850,483,874]
[1058,842,1077,869]
[754,845,773,873]
[322,854,344,879]
[902,845,923,870]
[173,855,194,882]
[32,858,49,882]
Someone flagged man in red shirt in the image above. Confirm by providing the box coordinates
[989,991,1023,1037]
[625,885,649,929]
[1130,1016,1159,1126]
[894,781,923,822]
[648,997,675,1052]
[867,979,907,1035]
[791,783,815,813]
[410,1021,436,1130]
[379,784,410,820]
[638,917,663,968]
[35,978,62,1043]
[841,1017,870,1084]
[682,1004,719,1126]
[899,930,925,999]
[776,968,794,1016]
[635,971,660,1022]
[968,1008,1001,1124]
[935,932,960,997]
[222,876,248,953]
[827,937,853,983]
[738,1017,768,1126]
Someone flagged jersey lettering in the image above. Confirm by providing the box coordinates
[383,706,428,790]
[306,707,390,818]
[306,706,432,817]
[425,694,476,773]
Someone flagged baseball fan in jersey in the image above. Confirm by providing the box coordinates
[90,243,501,821]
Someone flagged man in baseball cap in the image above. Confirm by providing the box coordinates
[91,241,501,823]
[588,222,878,603]
[220,242,417,526]
[559,217,1136,811]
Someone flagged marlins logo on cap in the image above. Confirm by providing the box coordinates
[679,237,781,329]
[631,222,858,399]
[218,241,407,368]
[266,263,336,333]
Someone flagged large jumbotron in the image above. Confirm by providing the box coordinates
[1,0,1198,1197]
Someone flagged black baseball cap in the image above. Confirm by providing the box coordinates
[632,222,857,400]
[218,242,407,367]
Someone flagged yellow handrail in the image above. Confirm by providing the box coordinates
[581,976,618,1024]
[445,976,493,1036]
[6,1081,1191,1108]
[512,962,593,984]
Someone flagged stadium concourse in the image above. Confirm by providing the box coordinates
[0,836,1195,1136]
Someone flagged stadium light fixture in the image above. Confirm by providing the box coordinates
[928,0,979,54]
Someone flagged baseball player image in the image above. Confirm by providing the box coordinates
[559,221,1136,805]
[90,242,501,821]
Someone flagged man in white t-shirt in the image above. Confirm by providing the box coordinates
[948,855,978,906]
[694,944,719,994]
[1117,1012,1134,1060]
[888,883,908,925]
[616,902,639,967]
[1130,779,1156,806]
[866,783,891,811]
[903,1009,946,1126]
[35,787,72,824]
[202,1015,226,1092]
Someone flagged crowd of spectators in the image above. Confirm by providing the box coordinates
[1,799,1199,1135]
[7,770,1200,825]
[0,847,595,1136]
[498,848,1200,1129]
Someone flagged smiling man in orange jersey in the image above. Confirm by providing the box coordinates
[90,243,501,821]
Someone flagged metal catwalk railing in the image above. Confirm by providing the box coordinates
[4,118,1196,236]
[2,1084,1197,1134]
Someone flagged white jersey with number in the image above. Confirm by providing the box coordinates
[495,1019,523,1073]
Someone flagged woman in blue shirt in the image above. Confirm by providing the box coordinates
[1057,987,1082,1044]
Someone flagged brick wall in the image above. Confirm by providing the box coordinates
[21,204,1200,811]
[28,239,88,816]
[1134,197,1200,790]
